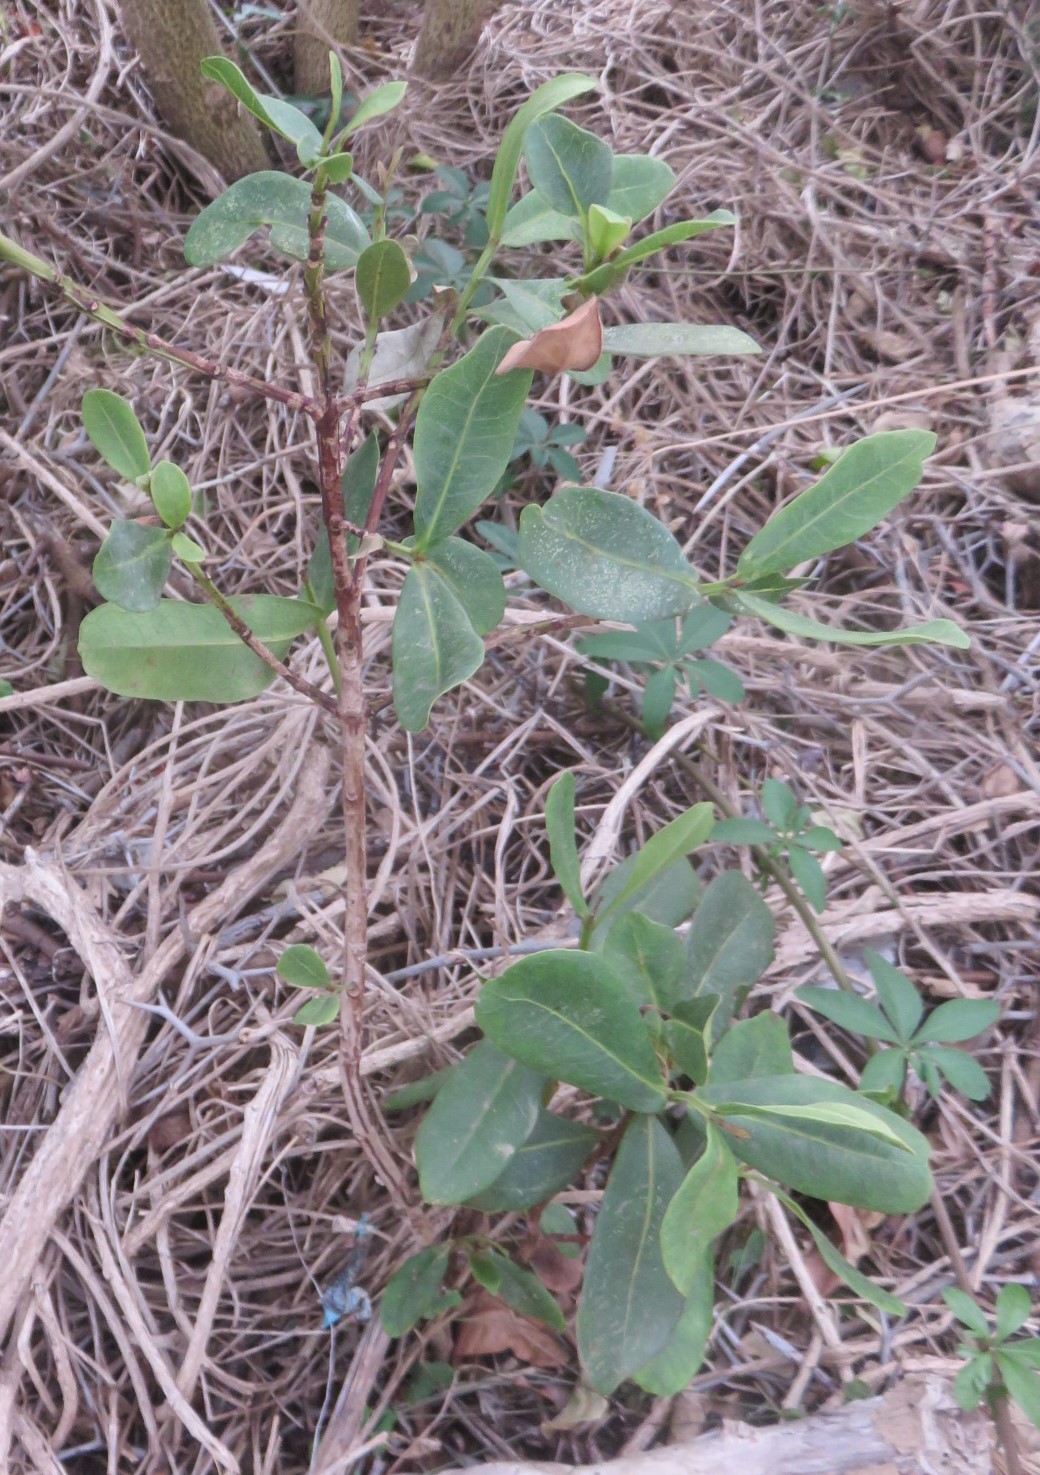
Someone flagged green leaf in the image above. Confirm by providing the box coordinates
[996,1284,1033,1341]
[412,328,533,549]
[686,657,745,703]
[587,203,631,259]
[736,430,937,579]
[859,1048,908,1096]
[761,779,799,829]
[356,238,412,321]
[720,1099,910,1151]
[604,154,675,222]
[735,592,970,650]
[79,595,318,702]
[184,172,369,270]
[787,844,828,912]
[591,855,700,933]
[391,565,485,732]
[307,433,380,615]
[321,151,354,184]
[952,1355,991,1410]
[997,1355,1040,1428]
[276,944,331,990]
[707,1012,794,1085]
[199,57,323,163]
[921,1046,991,1101]
[82,389,150,481]
[1005,1340,1040,1370]
[381,1245,451,1336]
[608,211,737,271]
[797,824,844,852]
[414,1039,543,1205]
[602,323,759,358]
[601,912,684,1011]
[294,994,340,1026]
[485,73,597,240]
[864,950,923,1042]
[642,666,677,735]
[544,771,589,918]
[663,999,717,1085]
[519,486,700,621]
[149,460,192,529]
[499,191,582,248]
[469,1249,565,1330]
[796,985,900,1044]
[913,998,1001,1044]
[422,538,506,637]
[680,872,775,1026]
[800,1216,906,1316]
[598,805,714,923]
[481,276,567,336]
[474,950,668,1112]
[697,1075,932,1213]
[661,1127,740,1294]
[943,1287,990,1336]
[632,1250,713,1396]
[466,1111,598,1212]
[712,818,777,846]
[328,51,343,129]
[92,523,172,613]
[171,533,206,564]
[578,1116,686,1393]
[340,79,408,138]
[524,114,613,218]
[383,1066,454,1113]
[577,628,673,663]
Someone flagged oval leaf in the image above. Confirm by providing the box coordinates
[381,1244,451,1337]
[602,912,683,1012]
[92,523,172,613]
[518,486,700,621]
[150,460,192,530]
[294,994,340,1026]
[82,389,150,481]
[200,56,323,162]
[415,1039,543,1206]
[422,537,506,637]
[356,238,412,321]
[466,1111,599,1212]
[737,430,937,579]
[391,564,485,732]
[486,74,597,239]
[524,113,613,218]
[340,80,408,138]
[605,154,676,223]
[475,950,668,1112]
[277,944,331,991]
[633,1251,714,1396]
[597,804,714,922]
[469,1249,565,1330]
[680,871,775,1028]
[660,1126,739,1294]
[184,172,369,271]
[412,327,533,549]
[79,595,319,702]
[577,1116,686,1392]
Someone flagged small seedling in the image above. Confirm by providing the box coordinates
[945,1284,1040,1428]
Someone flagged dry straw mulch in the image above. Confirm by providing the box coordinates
[1,0,1038,1471]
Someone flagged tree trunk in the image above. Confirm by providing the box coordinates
[115,0,268,183]
[294,0,360,96]
[412,0,502,81]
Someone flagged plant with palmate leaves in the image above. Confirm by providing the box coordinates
[1,51,972,1397]
[945,1285,1040,1430]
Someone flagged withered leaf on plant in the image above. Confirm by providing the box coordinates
[496,296,603,376]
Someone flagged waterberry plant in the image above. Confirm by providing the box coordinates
[2,54,974,1402]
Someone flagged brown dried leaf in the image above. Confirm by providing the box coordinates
[828,1202,884,1267]
[981,763,1020,800]
[529,1235,584,1295]
[495,297,603,377]
[453,1290,565,1370]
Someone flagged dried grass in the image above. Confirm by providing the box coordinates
[1,0,1038,1470]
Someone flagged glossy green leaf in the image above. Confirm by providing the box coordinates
[524,114,613,218]
[276,944,331,990]
[499,191,582,247]
[737,430,937,579]
[735,592,970,649]
[578,1116,686,1392]
[184,172,369,270]
[601,912,683,1011]
[997,1354,1040,1428]
[680,871,774,1026]
[864,950,923,1042]
[413,328,532,549]
[922,1046,992,1101]
[466,1111,598,1211]
[519,486,700,621]
[340,80,408,138]
[661,1126,740,1294]
[698,1075,932,1213]
[796,985,899,1044]
[422,538,506,636]
[800,1214,906,1315]
[486,73,597,239]
[294,994,340,1026]
[92,523,172,613]
[414,1039,543,1205]
[598,804,714,922]
[712,817,777,846]
[469,1249,565,1330]
[544,771,588,917]
[381,1244,452,1336]
[633,1251,714,1396]
[475,950,668,1112]
[913,998,1001,1044]
[707,1012,794,1085]
[200,57,323,162]
[605,155,675,222]
[392,565,485,732]
[149,460,191,529]
[82,389,150,481]
[603,323,759,358]
[356,238,412,321]
[79,595,318,702]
